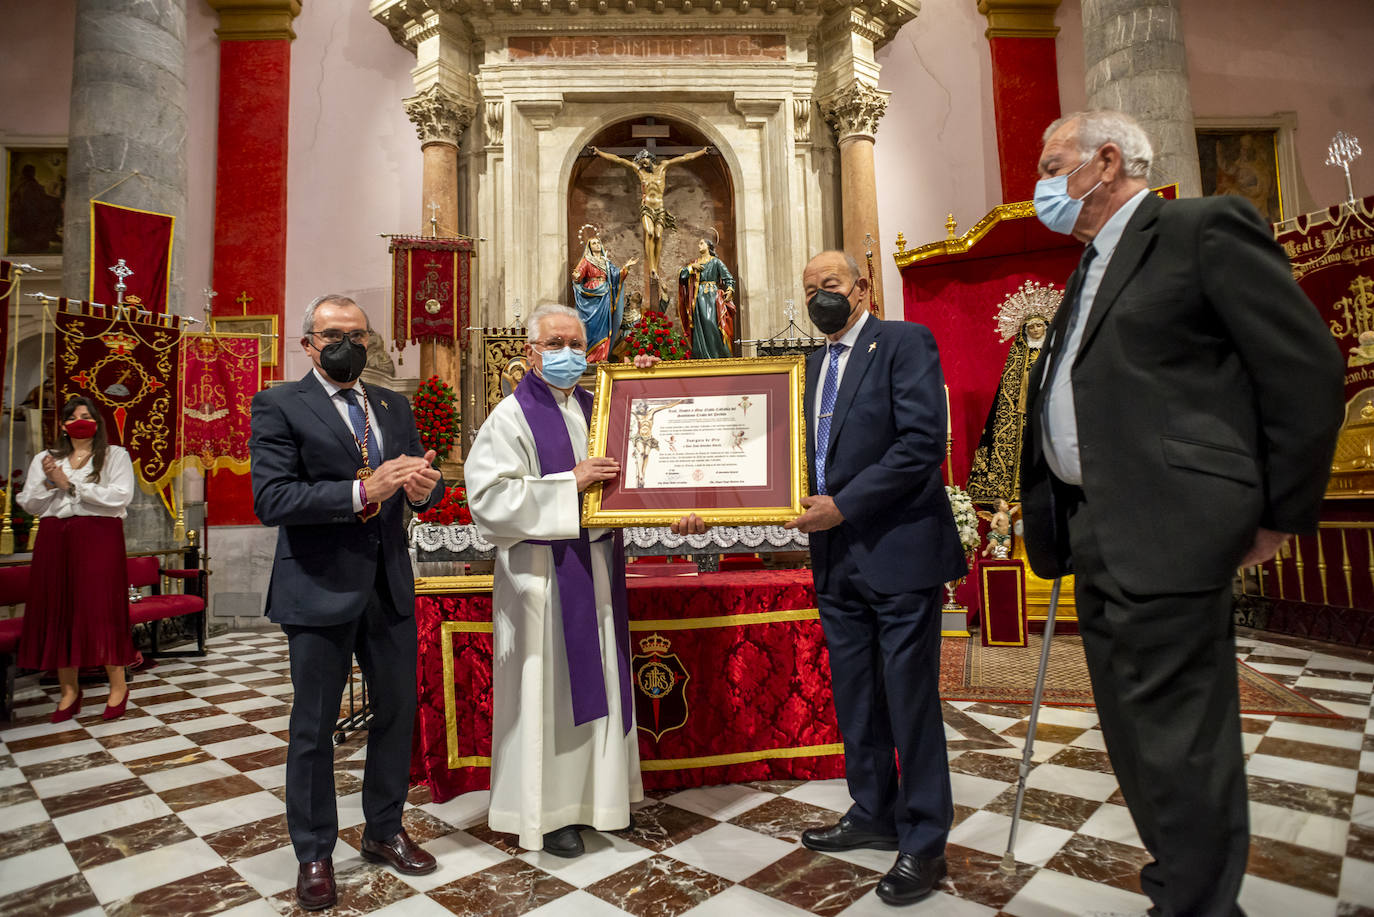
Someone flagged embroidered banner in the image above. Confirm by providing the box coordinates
[54,299,182,490]
[389,236,475,349]
[90,201,175,313]
[180,333,260,475]
[1274,194,1374,497]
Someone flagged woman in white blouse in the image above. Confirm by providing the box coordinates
[17,396,137,722]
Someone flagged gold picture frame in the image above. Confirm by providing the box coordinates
[211,314,280,367]
[582,355,808,527]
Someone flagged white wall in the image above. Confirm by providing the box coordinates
[875,3,1000,314]
[283,0,422,380]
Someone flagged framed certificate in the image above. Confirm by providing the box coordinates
[582,355,808,527]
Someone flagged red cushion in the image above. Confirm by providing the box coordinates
[128,595,204,625]
[0,566,28,606]
[0,616,21,654]
[126,556,161,589]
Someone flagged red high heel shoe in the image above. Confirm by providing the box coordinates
[50,690,83,724]
[102,686,129,721]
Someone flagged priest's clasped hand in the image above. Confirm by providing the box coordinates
[365,451,438,504]
[784,495,845,533]
[574,457,619,492]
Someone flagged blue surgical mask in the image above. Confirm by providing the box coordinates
[537,347,587,388]
[1034,149,1103,235]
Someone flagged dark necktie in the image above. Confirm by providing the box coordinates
[1044,243,1098,365]
[339,388,381,469]
[815,342,847,496]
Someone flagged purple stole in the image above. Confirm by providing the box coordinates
[513,372,632,734]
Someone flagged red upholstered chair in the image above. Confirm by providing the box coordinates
[126,554,207,657]
[0,564,29,721]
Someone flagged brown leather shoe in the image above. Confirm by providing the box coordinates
[296,858,336,911]
[360,828,437,875]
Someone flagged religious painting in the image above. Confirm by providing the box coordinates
[210,314,279,367]
[1196,128,1283,223]
[582,355,807,526]
[568,116,737,355]
[4,147,66,256]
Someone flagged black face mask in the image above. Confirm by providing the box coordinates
[807,283,857,335]
[318,339,367,384]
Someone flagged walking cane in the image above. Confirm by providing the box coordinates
[999,576,1062,875]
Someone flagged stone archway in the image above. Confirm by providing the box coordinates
[567,116,736,345]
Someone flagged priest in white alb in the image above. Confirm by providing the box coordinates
[466,304,703,857]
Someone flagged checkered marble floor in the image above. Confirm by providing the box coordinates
[1,628,1372,917]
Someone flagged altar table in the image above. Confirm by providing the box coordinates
[410,569,845,803]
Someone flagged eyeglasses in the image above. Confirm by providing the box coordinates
[309,329,370,345]
[533,338,587,353]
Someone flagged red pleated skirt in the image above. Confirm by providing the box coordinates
[17,515,136,670]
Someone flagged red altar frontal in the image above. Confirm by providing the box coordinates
[410,569,845,804]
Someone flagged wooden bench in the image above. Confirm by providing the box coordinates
[0,546,208,721]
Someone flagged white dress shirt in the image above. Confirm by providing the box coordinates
[1041,188,1150,484]
[313,369,385,512]
[18,445,135,519]
[812,310,871,432]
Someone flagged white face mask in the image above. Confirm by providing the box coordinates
[1033,147,1104,235]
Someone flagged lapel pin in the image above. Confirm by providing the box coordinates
[380,399,389,410]
[868,342,877,353]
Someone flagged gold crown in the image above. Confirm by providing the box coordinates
[577,222,601,245]
[124,294,143,305]
[99,331,138,352]
[639,633,671,654]
[994,280,1063,342]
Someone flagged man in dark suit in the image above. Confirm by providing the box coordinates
[785,251,967,906]
[1021,110,1343,916]
[250,294,445,911]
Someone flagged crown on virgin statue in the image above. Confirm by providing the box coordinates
[994,280,1064,342]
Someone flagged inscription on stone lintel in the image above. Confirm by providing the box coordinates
[508,34,787,61]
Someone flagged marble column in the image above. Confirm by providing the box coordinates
[64,0,187,314]
[63,0,187,552]
[978,0,1063,202]
[1081,0,1201,196]
[404,84,474,462]
[819,80,890,316]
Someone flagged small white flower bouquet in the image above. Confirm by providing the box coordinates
[945,485,981,555]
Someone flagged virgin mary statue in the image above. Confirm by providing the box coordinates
[965,280,1063,504]
[571,236,638,362]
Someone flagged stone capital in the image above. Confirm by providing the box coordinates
[404,84,477,148]
[976,0,1062,39]
[819,80,890,143]
[206,0,302,41]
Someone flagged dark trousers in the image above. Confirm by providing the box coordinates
[816,549,951,858]
[282,587,418,863]
[1069,497,1248,917]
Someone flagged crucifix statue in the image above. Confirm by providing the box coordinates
[588,138,712,284]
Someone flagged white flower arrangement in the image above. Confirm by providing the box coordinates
[945,484,980,554]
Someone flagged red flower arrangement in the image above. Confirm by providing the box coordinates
[413,375,459,459]
[622,310,690,361]
[417,485,471,526]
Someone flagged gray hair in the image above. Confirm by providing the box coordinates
[527,303,587,343]
[301,294,363,337]
[1044,110,1153,179]
[810,250,864,284]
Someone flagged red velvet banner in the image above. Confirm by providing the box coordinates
[411,569,846,803]
[55,299,182,490]
[89,201,174,313]
[1273,195,1374,498]
[389,237,475,349]
[978,559,1027,647]
[180,334,260,475]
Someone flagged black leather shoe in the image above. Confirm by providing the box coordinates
[801,815,899,852]
[296,858,336,911]
[360,828,438,876]
[875,853,947,905]
[542,826,585,858]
